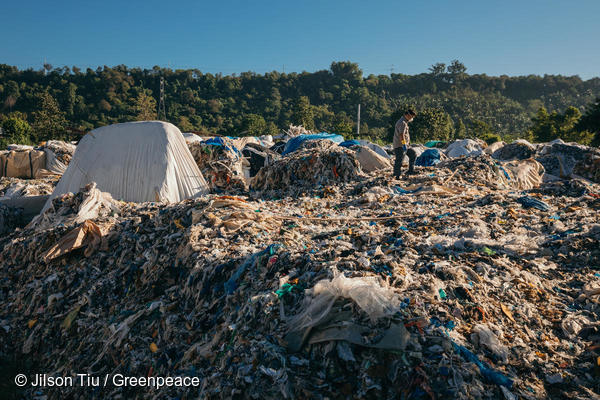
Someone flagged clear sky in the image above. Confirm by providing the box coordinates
[1,0,599,79]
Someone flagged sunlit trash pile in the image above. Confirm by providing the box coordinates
[251,140,364,192]
[0,140,75,179]
[0,132,599,399]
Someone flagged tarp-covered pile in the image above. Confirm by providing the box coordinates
[44,121,209,209]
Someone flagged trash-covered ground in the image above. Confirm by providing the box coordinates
[0,176,58,199]
[1,151,599,399]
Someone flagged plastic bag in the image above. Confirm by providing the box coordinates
[287,270,400,331]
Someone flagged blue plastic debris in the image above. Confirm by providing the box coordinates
[282,133,344,155]
[224,244,281,294]
[392,186,416,195]
[517,196,550,211]
[338,140,361,148]
[453,342,514,388]
[415,148,442,166]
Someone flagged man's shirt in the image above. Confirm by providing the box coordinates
[393,117,410,149]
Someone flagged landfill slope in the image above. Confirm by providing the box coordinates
[0,156,599,400]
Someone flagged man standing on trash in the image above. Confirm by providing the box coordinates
[393,109,417,179]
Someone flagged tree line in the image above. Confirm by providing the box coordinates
[0,61,599,148]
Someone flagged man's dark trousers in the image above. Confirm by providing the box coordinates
[393,146,416,178]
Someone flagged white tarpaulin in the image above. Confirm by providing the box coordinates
[43,121,209,210]
[445,139,484,158]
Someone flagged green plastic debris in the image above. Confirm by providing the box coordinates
[439,289,447,300]
[61,304,82,330]
[276,283,296,298]
[481,247,496,256]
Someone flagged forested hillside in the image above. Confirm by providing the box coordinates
[1,61,599,146]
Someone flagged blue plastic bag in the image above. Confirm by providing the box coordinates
[282,133,344,155]
[415,149,441,166]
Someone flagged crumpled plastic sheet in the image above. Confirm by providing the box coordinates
[287,270,401,331]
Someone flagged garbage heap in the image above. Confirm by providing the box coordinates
[251,140,364,194]
[0,176,58,199]
[0,203,23,235]
[0,140,76,179]
[1,153,599,400]
[492,139,600,184]
[188,139,247,191]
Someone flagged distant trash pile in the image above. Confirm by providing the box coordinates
[188,137,247,191]
[251,140,363,192]
[0,140,75,179]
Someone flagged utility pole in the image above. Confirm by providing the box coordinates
[158,77,167,121]
[356,104,361,136]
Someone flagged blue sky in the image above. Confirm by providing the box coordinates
[1,0,599,78]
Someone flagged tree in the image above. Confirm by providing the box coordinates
[330,61,363,83]
[454,118,467,139]
[133,90,157,121]
[429,63,446,76]
[3,96,16,111]
[447,60,467,84]
[470,119,495,138]
[32,91,68,142]
[576,97,600,146]
[529,106,592,144]
[241,113,267,136]
[0,116,31,147]
[293,96,315,130]
[410,108,454,142]
[333,113,354,135]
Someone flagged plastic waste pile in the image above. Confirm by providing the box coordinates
[436,154,545,190]
[40,140,77,175]
[242,143,281,178]
[0,147,599,399]
[250,140,364,193]
[284,124,314,137]
[416,148,444,167]
[282,133,345,156]
[188,138,248,191]
[492,139,600,184]
[0,176,58,199]
[0,203,23,234]
[491,140,537,161]
[0,140,75,179]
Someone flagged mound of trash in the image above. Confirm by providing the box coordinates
[1,151,599,400]
[0,203,23,235]
[436,154,545,190]
[0,176,58,199]
[250,141,364,192]
[188,139,247,191]
[0,140,76,179]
